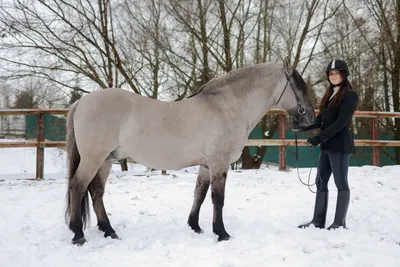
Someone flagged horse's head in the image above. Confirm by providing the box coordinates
[276,59,315,127]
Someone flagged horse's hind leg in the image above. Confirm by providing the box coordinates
[209,164,231,241]
[88,160,118,239]
[69,158,104,245]
[188,166,210,233]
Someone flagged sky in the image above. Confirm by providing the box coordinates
[0,140,399,267]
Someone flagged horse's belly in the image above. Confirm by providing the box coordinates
[133,155,202,170]
[230,150,243,163]
[122,144,203,170]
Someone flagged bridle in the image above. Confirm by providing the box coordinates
[275,69,306,118]
[276,68,322,193]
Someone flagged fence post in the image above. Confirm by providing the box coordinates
[372,117,380,166]
[279,114,287,170]
[36,112,45,179]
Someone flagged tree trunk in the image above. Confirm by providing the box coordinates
[241,146,254,169]
[241,115,279,169]
[120,159,128,171]
[252,116,268,169]
[392,42,400,163]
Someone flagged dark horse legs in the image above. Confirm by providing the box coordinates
[188,164,231,241]
[211,169,230,241]
[188,166,211,233]
[88,161,118,239]
[68,160,117,245]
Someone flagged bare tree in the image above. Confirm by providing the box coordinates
[240,0,279,169]
[0,82,13,108]
[0,0,141,95]
[273,0,342,75]
[13,89,38,109]
[164,0,216,87]
[2,0,398,167]
[343,0,400,163]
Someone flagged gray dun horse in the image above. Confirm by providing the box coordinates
[65,59,315,245]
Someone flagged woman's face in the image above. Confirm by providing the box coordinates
[328,70,343,85]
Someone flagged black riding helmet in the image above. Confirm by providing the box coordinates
[326,59,349,85]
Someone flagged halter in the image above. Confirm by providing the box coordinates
[275,69,306,117]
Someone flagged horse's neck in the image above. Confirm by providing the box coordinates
[246,96,275,134]
[245,82,280,129]
[190,65,284,133]
[201,85,277,134]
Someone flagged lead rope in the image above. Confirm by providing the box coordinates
[294,132,322,193]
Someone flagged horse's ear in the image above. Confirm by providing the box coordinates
[282,57,292,72]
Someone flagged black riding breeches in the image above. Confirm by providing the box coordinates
[315,150,351,192]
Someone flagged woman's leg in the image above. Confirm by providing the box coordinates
[316,150,333,192]
[328,152,351,229]
[298,150,332,228]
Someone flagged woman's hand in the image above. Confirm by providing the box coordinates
[307,135,321,146]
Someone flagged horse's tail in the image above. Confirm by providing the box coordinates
[65,100,90,228]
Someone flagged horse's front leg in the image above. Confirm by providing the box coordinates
[188,165,210,233]
[210,166,231,241]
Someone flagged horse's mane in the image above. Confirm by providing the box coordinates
[188,64,276,98]
[188,62,308,98]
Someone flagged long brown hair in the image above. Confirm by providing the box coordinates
[319,74,353,110]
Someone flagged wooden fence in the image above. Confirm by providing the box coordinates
[1,109,400,179]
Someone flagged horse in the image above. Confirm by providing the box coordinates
[65,59,315,245]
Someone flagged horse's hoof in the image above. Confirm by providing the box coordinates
[72,237,86,245]
[188,216,203,233]
[107,233,119,239]
[217,234,231,242]
[189,224,203,234]
[194,228,203,234]
[104,231,119,239]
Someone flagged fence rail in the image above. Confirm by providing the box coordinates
[1,109,400,178]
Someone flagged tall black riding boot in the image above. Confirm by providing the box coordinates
[327,190,350,230]
[298,191,328,229]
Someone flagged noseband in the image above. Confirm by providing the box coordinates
[275,69,306,118]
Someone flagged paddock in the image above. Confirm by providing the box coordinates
[0,147,399,267]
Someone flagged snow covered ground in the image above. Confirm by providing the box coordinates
[0,142,399,267]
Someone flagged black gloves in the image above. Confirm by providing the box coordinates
[307,135,321,146]
[293,118,321,145]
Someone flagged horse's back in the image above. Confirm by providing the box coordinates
[75,88,163,121]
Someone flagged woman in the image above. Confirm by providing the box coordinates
[298,59,358,230]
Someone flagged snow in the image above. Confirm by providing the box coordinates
[0,143,399,267]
